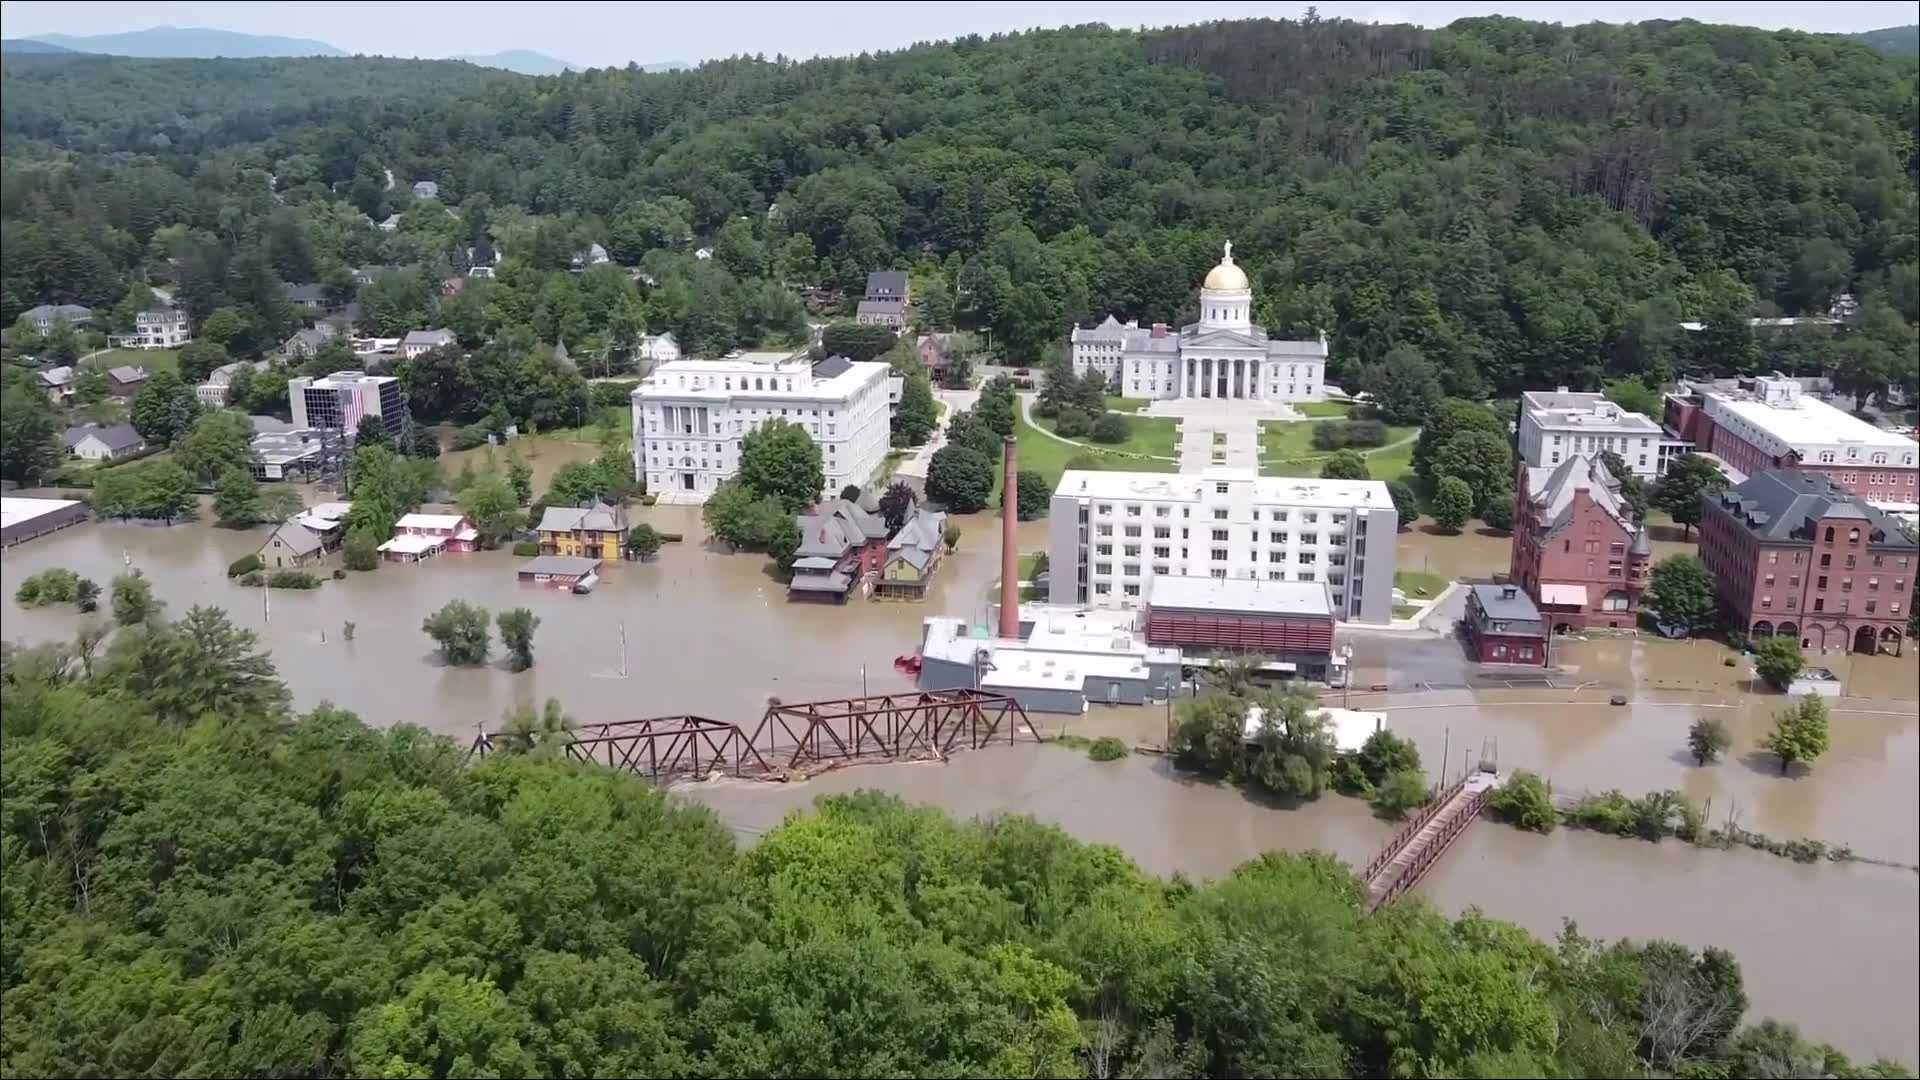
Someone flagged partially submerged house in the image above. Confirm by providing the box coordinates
[876,506,948,599]
[788,497,889,602]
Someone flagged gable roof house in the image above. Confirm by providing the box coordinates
[788,497,891,602]
[856,270,910,329]
[877,506,949,598]
[571,242,610,270]
[283,324,339,360]
[536,500,630,563]
[63,423,147,462]
[105,366,152,398]
[412,180,439,200]
[1509,454,1651,631]
[401,329,456,360]
[258,522,328,568]
[282,282,339,312]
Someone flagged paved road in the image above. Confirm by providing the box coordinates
[895,388,975,481]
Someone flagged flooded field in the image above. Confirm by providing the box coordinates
[3,501,1915,1059]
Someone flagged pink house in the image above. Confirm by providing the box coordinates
[377,512,479,562]
[1509,456,1650,633]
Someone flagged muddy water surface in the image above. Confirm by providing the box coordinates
[3,502,1915,1060]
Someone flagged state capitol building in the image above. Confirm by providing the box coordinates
[1069,243,1329,403]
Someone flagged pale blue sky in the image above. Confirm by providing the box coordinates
[2,1,1912,68]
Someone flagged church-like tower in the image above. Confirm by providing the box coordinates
[1197,241,1251,331]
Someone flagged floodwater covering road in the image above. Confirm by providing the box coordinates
[2,501,1914,1060]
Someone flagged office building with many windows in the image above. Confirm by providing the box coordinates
[288,371,408,441]
[631,352,891,503]
[1045,467,1397,624]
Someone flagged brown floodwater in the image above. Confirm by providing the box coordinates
[3,499,1915,1060]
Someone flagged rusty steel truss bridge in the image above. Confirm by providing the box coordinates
[468,689,1041,782]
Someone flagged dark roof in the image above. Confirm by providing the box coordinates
[1468,583,1543,622]
[865,270,907,298]
[283,283,329,303]
[1711,470,1917,548]
[811,354,853,380]
[65,423,144,452]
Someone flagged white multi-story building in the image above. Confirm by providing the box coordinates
[289,371,408,441]
[632,352,891,503]
[1519,388,1689,480]
[133,307,191,349]
[1046,467,1398,624]
[1670,374,1917,504]
[1069,243,1327,403]
[195,359,269,408]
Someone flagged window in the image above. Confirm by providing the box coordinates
[1299,570,1316,582]
[1269,531,1286,543]
[1215,482,1229,494]
[1814,598,1825,612]
[1866,600,1877,613]
[1124,525,1141,538]
[1124,583,1141,597]
[1154,564,1170,576]
[1817,575,1828,589]
[1211,568,1227,579]
[1211,529,1229,542]
[1785,596,1797,609]
[1154,526,1170,539]
[1824,526,1835,542]
[1095,583,1110,595]
[1097,504,1113,515]
[1301,533,1318,545]
[1124,563,1140,577]
[1123,545,1140,558]
[1848,529,1860,543]
[1760,595,1772,608]
[1298,552,1317,564]
[1768,551,1778,565]
[1155,506,1170,518]
[1269,551,1284,563]
[1096,524,1112,537]
[1127,505,1142,517]
[1096,544,1112,556]
[1764,574,1775,586]
[1095,562,1112,575]
[1213,508,1228,520]
[1154,545,1170,559]
[1211,548,1228,561]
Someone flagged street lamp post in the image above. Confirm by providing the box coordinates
[1340,643,1355,708]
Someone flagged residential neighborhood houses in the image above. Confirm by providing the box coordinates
[63,423,146,462]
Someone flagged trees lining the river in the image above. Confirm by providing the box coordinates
[0,608,1910,1077]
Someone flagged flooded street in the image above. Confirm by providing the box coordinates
[3,502,1915,1059]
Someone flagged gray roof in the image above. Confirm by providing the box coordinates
[1711,470,1918,548]
[856,299,905,317]
[887,507,948,571]
[38,365,75,386]
[518,555,599,577]
[1469,583,1543,622]
[537,500,628,534]
[249,414,295,435]
[1524,455,1628,535]
[865,270,908,298]
[262,522,325,557]
[788,568,854,593]
[106,366,150,384]
[23,303,91,322]
[811,354,853,380]
[283,283,330,303]
[402,328,455,348]
[795,499,888,559]
[286,327,336,351]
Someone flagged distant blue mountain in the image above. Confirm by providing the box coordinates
[2,38,82,55]
[453,49,575,75]
[1846,25,1918,58]
[28,26,346,59]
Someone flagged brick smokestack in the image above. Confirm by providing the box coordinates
[999,434,1020,640]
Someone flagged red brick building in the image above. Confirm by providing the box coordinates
[1143,575,1337,680]
[1664,374,1917,503]
[1509,456,1651,633]
[1698,470,1915,656]
[1465,584,1550,666]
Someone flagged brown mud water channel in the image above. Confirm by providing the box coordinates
[3,503,1915,1061]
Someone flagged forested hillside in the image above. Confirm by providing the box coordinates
[2,15,1915,399]
[1,618,1907,1077]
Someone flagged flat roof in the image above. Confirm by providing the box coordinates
[1706,390,1914,453]
[983,647,1148,691]
[1,496,83,530]
[1055,467,1391,510]
[1519,390,1663,434]
[518,555,599,576]
[1244,705,1384,753]
[1146,574,1332,617]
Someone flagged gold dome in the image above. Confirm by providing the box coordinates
[1202,242,1248,291]
[1203,261,1249,291]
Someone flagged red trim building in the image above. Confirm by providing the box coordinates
[1697,470,1913,656]
[1143,575,1336,679]
[1664,374,1917,503]
[1464,584,1550,666]
[1509,456,1650,632]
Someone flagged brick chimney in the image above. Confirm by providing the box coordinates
[1150,322,1169,339]
[999,435,1020,640]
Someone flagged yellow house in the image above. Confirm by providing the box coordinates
[874,507,948,600]
[535,500,629,563]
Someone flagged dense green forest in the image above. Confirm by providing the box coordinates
[2,612,1910,1078]
[1,15,1916,397]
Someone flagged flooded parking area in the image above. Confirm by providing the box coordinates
[3,503,1915,1060]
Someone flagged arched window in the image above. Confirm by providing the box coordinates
[754,377,763,390]
[1824,527,1835,542]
